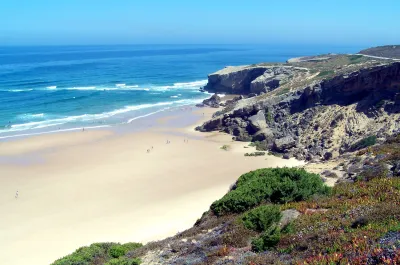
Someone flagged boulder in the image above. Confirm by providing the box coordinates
[202,94,221,108]
[279,209,300,228]
[252,128,275,142]
[323,151,333,160]
[273,136,296,152]
[195,117,223,132]
[248,110,268,131]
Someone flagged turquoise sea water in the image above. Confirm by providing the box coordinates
[0,44,362,139]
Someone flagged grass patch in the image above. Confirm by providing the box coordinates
[317,70,334,77]
[210,168,330,216]
[348,54,364,64]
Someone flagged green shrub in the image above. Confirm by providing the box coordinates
[350,135,377,151]
[210,168,330,216]
[281,222,295,234]
[122,242,143,251]
[52,242,142,265]
[109,245,126,258]
[242,205,281,232]
[105,257,141,265]
[52,243,109,265]
[251,226,281,252]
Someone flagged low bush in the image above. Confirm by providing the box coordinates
[251,226,281,252]
[349,135,377,151]
[210,168,330,216]
[109,245,126,258]
[52,242,142,265]
[105,257,141,265]
[242,205,281,232]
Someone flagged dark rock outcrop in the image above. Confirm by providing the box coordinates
[204,65,307,94]
[201,94,221,108]
[274,136,296,152]
[197,62,400,159]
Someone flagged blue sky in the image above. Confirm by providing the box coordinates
[1,0,399,45]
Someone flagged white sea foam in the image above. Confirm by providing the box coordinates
[1,89,34,92]
[154,80,207,90]
[41,84,143,91]
[127,108,170,123]
[0,125,112,140]
[1,99,201,134]
[67,86,97,90]
[170,95,179,98]
[17,113,46,120]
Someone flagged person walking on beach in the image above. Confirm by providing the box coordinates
[15,190,18,199]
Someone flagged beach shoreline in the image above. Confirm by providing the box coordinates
[0,105,303,265]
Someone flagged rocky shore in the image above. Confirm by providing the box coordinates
[197,53,400,163]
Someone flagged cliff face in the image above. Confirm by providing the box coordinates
[204,65,309,94]
[197,62,400,161]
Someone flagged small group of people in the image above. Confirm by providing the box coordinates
[146,146,154,153]
[184,138,189,143]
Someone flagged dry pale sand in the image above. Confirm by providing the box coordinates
[0,107,303,265]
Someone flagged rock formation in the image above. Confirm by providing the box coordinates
[197,59,400,161]
[204,65,310,94]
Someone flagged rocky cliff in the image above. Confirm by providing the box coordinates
[204,65,310,94]
[198,60,400,161]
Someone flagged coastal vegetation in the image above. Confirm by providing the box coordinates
[210,168,330,216]
[52,242,142,265]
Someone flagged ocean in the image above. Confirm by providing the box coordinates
[0,44,362,139]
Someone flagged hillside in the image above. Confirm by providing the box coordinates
[359,45,400,59]
[52,47,400,265]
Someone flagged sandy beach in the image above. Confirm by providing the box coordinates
[0,107,303,265]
